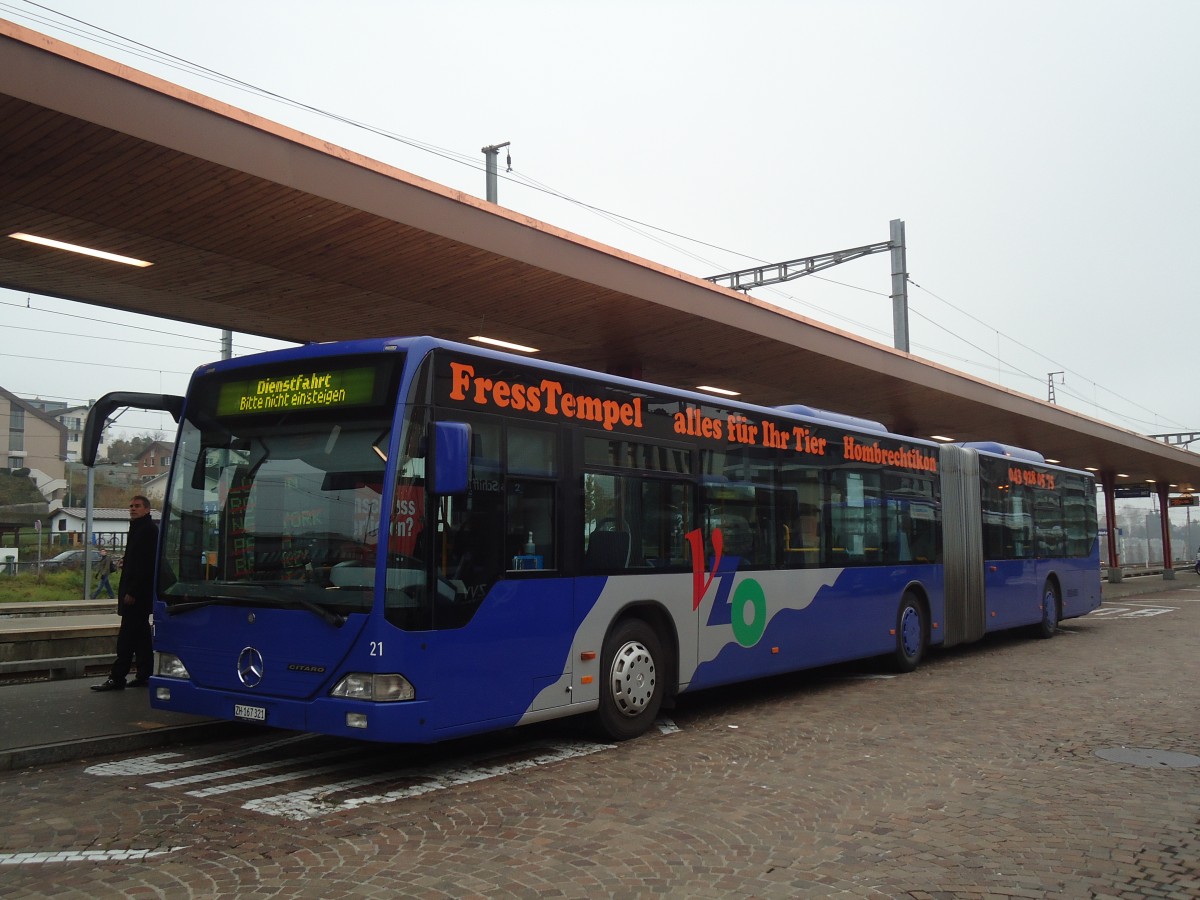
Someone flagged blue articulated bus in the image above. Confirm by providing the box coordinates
[84,336,1101,743]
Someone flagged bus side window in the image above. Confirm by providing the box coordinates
[583,436,694,572]
[507,479,555,569]
[886,472,938,565]
[506,425,557,571]
[779,464,824,569]
[1061,476,1095,557]
[433,418,505,611]
[636,478,689,568]
[1034,487,1064,558]
[583,473,690,571]
[783,502,822,567]
[828,470,883,566]
[910,511,938,563]
[584,473,629,572]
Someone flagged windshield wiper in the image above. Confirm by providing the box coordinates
[167,584,345,627]
[167,596,252,616]
[290,594,346,628]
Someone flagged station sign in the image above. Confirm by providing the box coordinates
[1113,488,1152,498]
[1168,495,1198,507]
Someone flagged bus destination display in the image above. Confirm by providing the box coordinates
[216,366,377,416]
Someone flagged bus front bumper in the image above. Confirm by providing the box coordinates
[147,678,438,742]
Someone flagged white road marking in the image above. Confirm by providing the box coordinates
[90,720,685,821]
[1091,605,1177,618]
[185,756,372,798]
[244,739,615,821]
[149,746,352,789]
[0,847,186,866]
[87,733,313,777]
[88,734,622,821]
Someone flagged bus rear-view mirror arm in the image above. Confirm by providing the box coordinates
[83,391,185,467]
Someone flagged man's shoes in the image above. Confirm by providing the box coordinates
[90,678,125,692]
[128,678,149,687]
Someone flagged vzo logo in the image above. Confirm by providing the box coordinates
[685,527,767,648]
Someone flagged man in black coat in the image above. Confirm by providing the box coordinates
[91,495,158,691]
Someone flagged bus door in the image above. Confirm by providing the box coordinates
[423,416,575,731]
[985,529,1037,629]
[1054,474,1102,616]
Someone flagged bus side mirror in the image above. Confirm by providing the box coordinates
[430,421,471,495]
[83,391,184,467]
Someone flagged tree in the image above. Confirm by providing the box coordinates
[63,462,134,509]
[103,431,163,465]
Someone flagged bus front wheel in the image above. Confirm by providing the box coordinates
[893,593,926,673]
[595,618,664,741]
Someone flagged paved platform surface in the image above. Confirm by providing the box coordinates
[0,677,240,771]
[0,572,1195,898]
[0,572,1187,772]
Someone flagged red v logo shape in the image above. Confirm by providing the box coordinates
[685,527,723,611]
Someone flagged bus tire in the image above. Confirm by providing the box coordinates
[893,592,926,673]
[1035,581,1060,639]
[595,618,664,741]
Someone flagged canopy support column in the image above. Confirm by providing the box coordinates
[1102,478,1121,583]
[1158,483,1176,580]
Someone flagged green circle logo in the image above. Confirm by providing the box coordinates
[731,577,767,647]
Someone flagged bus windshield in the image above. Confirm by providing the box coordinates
[159,354,404,620]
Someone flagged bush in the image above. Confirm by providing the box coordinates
[0,469,43,504]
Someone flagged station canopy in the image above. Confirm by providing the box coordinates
[1,19,1197,493]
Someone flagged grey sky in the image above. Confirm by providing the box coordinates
[2,0,1198,444]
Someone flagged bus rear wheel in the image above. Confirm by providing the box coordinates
[893,592,926,673]
[595,618,663,741]
[1034,581,1060,639]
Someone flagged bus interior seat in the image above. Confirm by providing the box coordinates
[716,514,754,559]
[585,529,631,571]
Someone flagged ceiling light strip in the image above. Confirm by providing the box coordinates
[9,232,153,268]
[468,335,538,353]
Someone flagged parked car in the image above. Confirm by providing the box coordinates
[40,548,103,571]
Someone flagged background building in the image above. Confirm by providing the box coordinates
[0,385,66,499]
[21,397,96,462]
[49,505,159,548]
[136,440,174,481]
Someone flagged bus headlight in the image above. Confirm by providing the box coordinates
[156,653,190,679]
[330,673,415,702]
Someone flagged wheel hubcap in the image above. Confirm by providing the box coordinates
[610,640,656,718]
[1044,591,1058,628]
[901,607,921,657]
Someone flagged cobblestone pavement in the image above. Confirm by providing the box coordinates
[1,586,1197,898]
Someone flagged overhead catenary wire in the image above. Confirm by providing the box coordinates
[907,280,1189,432]
[0,2,1188,440]
[0,296,290,420]
[0,296,285,355]
[505,164,1187,434]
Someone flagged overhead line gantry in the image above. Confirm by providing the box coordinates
[705,219,910,352]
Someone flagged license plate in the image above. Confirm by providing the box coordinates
[234,704,267,722]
